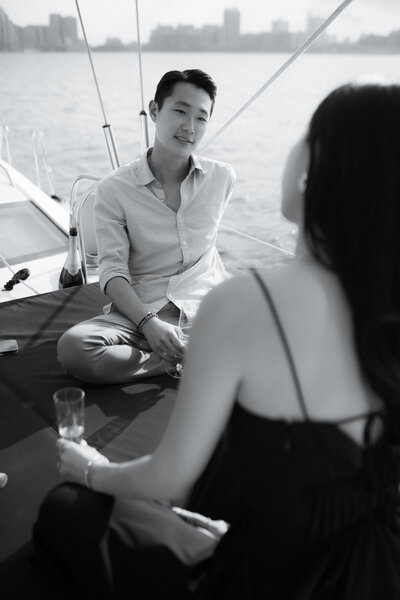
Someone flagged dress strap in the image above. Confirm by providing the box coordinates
[252,269,310,421]
[331,410,384,426]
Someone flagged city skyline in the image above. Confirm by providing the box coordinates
[2,5,399,54]
[0,0,399,46]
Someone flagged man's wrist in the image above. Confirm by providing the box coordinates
[137,311,159,335]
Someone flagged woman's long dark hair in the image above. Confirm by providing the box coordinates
[304,83,400,424]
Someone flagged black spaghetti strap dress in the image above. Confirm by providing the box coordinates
[194,270,400,599]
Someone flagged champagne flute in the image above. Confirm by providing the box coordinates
[166,308,192,379]
[53,387,85,443]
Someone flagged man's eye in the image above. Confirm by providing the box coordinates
[174,109,185,114]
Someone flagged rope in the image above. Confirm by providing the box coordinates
[0,251,40,295]
[135,0,146,115]
[219,224,295,256]
[200,0,354,152]
[74,0,108,125]
[134,0,149,150]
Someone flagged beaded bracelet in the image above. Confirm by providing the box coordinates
[83,455,109,489]
[137,311,159,335]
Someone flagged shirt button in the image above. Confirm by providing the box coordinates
[182,241,187,246]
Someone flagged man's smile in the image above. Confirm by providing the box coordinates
[174,135,194,144]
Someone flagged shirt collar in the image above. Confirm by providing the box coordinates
[189,154,206,176]
[135,149,206,186]
[135,150,157,186]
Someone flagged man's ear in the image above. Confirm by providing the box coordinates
[149,100,158,122]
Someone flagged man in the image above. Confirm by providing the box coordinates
[57,69,235,383]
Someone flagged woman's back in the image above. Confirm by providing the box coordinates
[236,261,383,445]
[195,403,400,599]
[195,266,400,599]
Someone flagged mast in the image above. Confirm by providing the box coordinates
[74,0,120,170]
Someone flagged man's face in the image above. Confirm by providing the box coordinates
[151,82,212,156]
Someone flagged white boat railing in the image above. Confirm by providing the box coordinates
[0,162,15,187]
[0,127,14,186]
[69,174,102,283]
[32,130,63,201]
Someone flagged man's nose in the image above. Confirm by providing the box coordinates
[182,116,195,133]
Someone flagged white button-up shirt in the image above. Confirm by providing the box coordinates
[95,151,236,317]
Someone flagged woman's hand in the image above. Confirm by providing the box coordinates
[142,318,184,361]
[57,438,108,487]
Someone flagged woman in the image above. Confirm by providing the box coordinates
[35,82,400,598]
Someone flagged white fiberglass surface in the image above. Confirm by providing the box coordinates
[0,201,67,265]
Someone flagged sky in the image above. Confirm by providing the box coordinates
[1,0,399,45]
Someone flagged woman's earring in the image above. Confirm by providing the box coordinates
[297,172,308,194]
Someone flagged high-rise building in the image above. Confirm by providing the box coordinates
[306,14,332,46]
[44,14,80,49]
[306,14,323,34]
[22,25,48,50]
[48,14,64,49]
[202,25,223,49]
[272,19,289,34]
[223,8,240,48]
[0,7,20,51]
[61,16,78,46]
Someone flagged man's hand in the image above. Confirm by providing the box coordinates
[142,317,184,360]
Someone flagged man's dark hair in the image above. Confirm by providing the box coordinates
[154,69,217,114]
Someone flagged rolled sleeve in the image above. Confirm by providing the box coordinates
[95,181,133,294]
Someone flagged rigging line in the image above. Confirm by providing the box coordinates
[74,0,120,168]
[74,0,108,125]
[134,0,149,149]
[135,0,146,114]
[200,0,354,152]
[219,224,295,256]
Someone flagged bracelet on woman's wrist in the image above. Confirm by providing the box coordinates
[137,311,159,335]
[83,455,109,488]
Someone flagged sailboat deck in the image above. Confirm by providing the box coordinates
[0,283,180,594]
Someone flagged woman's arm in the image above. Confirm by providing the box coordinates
[58,276,246,504]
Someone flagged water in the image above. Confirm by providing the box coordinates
[1,51,399,268]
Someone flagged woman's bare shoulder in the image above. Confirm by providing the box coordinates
[207,267,294,304]
[201,270,265,312]
[198,269,286,338]
[201,263,338,336]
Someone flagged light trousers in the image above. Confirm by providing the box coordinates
[57,303,180,384]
